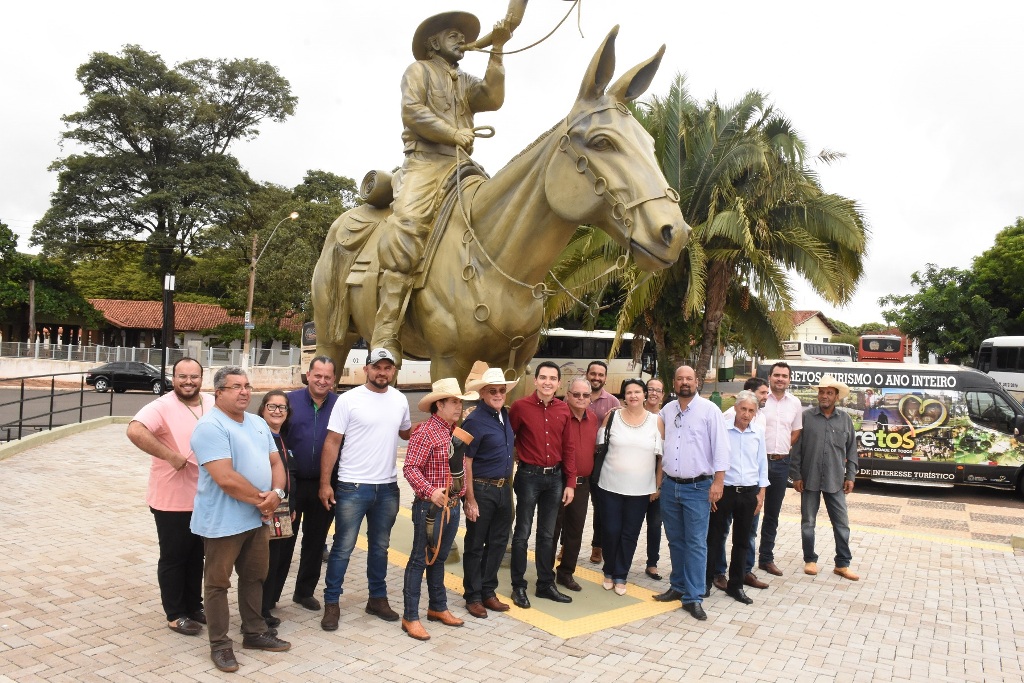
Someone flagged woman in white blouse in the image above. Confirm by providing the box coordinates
[596,378,665,594]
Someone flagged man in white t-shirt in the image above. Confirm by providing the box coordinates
[317,348,412,631]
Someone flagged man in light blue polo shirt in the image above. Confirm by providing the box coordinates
[653,365,729,621]
[191,366,289,673]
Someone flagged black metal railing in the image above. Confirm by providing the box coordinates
[0,372,114,442]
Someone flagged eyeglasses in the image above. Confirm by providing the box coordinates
[175,374,201,381]
[483,387,507,395]
[265,404,288,413]
[568,391,592,399]
[674,412,683,428]
[222,384,253,392]
[647,387,664,394]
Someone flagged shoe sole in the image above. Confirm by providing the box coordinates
[427,615,464,627]
[833,569,859,581]
[401,625,430,641]
[321,622,339,631]
[365,608,400,622]
[242,643,291,652]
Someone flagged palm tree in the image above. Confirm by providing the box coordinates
[546,74,868,385]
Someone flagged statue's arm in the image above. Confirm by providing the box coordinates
[401,62,460,145]
[467,51,505,113]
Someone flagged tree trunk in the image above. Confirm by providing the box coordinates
[694,260,733,391]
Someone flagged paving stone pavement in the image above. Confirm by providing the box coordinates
[3,423,1024,682]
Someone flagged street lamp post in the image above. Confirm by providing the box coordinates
[241,211,299,371]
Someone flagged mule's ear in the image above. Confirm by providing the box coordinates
[578,25,619,102]
[607,44,665,103]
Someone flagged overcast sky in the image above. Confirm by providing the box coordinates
[3,0,1023,326]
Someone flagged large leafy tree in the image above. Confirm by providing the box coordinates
[32,45,297,276]
[880,264,1007,363]
[969,217,1024,334]
[546,75,868,385]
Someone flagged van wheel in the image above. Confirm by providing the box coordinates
[1017,474,1024,499]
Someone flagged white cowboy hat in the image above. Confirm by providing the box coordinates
[412,11,481,61]
[465,367,519,393]
[814,374,850,402]
[417,377,479,412]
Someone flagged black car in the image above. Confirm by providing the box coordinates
[85,362,172,394]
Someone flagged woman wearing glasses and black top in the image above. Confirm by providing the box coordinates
[596,378,664,595]
[258,390,293,629]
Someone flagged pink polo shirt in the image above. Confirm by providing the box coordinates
[132,392,215,511]
[762,392,803,455]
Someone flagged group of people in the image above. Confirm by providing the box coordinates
[128,352,861,673]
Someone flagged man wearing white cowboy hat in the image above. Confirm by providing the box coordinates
[460,365,518,618]
[370,10,513,362]
[399,378,478,640]
[789,374,861,581]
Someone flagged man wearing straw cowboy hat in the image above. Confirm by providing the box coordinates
[370,10,513,362]
[789,374,861,581]
[461,366,518,618]
[400,378,478,641]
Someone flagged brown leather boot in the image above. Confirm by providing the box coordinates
[426,609,464,627]
[321,603,340,631]
[365,597,400,622]
[401,618,430,641]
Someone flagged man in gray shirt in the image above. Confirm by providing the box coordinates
[789,374,860,581]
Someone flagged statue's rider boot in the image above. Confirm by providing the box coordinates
[370,270,413,368]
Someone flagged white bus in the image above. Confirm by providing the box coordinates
[975,336,1024,403]
[337,339,432,390]
[520,328,655,396]
[781,340,856,363]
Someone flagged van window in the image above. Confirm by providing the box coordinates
[964,391,1017,434]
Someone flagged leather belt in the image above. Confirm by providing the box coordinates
[665,473,711,485]
[725,485,757,493]
[474,477,507,488]
[518,463,562,475]
[575,476,589,486]
[768,453,789,461]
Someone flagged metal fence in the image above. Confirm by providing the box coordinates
[0,342,299,368]
[0,372,114,442]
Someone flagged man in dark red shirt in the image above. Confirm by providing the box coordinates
[552,378,598,592]
[508,361,576,608]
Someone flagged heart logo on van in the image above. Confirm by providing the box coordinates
[898,395,947,436]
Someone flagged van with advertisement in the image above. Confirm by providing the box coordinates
[756,360,1024,495]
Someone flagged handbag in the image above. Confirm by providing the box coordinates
[270,501,293,538]
[591,409,618,487]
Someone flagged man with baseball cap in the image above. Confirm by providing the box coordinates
[461,366,518,618]
[317,348,412,631]
[789,374,861,581]
[370,10,513,361]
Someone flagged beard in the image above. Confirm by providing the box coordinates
[678,386,694,398]
[174,384,199,401]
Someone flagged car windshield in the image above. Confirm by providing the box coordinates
[142,363,161,373]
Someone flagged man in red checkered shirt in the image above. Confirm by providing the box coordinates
[400,378,477,641]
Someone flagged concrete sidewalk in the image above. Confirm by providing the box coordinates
[2,423,1023,682]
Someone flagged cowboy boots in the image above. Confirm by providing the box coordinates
[370,270,412,367]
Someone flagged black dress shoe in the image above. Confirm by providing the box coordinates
[535,584,572,603]
[726,588,753,605]
[262,611,281,628]
[645,568,663,581]
[293,595,321,611]
[189,608,207,624]
[511,587,531,609]
[210,648,239,673]
[652,588,683,602]
[682,602,708,621]
[702,585,711,599]
[168,617,201,636]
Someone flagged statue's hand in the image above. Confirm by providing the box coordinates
[491,19,513,48]
[453,128,475,149]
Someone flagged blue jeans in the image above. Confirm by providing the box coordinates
[660,477,712,604]
[323,481,400,604]
[800,489,852,567]
[758,457,790,564]
[403,498,460,621]
[511,469,563,591]
[712,512,757,576]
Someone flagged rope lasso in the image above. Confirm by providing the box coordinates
[468,0,583,56]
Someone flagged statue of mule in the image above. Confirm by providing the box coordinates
[311,27,689,385]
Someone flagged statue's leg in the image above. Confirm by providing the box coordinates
[370,268,414,365]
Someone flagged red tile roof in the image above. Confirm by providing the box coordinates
[786,310,841,335]
[88,300,302,333]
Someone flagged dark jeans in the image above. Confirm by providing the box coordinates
[590,485,604,550]
[707,487,757,591]
[554,478,590,577]
[203,526,269,651]
[324,481,400,604]
[758,457,790,564]
[151,508,204,621]
[599,488,649,582]
[646,496,662,568]
[463,481,512,604]
[712,512,757,576]
[403,498,460,620]
[511,469,563,591]
[285,477,335,600]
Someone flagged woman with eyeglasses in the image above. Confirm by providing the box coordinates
[595,378,664,595]
[258,390,293,629]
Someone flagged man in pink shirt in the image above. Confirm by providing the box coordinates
[127,358,215,636]
[757,362,804,576]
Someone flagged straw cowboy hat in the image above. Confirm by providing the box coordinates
[417,377,479,412]
[465,367,519,393]
[412,11,481,61]
[814,374,850,402]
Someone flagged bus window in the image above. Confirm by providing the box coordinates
[995,346,1020,371]
[964,391,1017,434]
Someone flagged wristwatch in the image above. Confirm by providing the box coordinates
[272,488,287,500]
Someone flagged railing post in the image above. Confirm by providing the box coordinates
[79,376,85,424]
[17,379,25,440]
[48,376,56,431]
